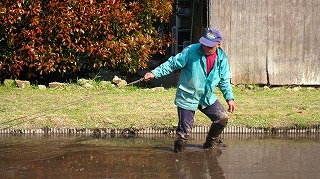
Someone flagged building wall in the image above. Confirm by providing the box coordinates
[209,0,320,85]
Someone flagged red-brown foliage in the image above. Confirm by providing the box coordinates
[0,0,173,83]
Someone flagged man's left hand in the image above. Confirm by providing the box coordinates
[227,100,236,113]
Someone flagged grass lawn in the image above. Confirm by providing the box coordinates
[0,84,319,131]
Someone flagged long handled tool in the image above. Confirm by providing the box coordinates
[126,77,145,86]
[0,77,146,130]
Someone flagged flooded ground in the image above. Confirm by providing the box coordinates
[0,133,319,179]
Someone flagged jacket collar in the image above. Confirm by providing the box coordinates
[198,45,222,78]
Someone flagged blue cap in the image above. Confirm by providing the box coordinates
[199,28,222,47]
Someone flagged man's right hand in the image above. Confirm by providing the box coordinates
[144,72,155,82]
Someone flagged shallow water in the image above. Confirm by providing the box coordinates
[0,133,319,179]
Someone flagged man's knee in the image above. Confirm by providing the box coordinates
[217,114,228,127]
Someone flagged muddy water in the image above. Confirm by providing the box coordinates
[0,133,319,179]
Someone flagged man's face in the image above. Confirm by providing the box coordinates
[202,43,220,56]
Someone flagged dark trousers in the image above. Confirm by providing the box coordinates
[176,100,228,139]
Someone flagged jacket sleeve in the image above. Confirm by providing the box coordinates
[219,56,235,101]
[151,47,190,79]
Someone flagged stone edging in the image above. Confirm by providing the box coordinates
[2,75,132,89]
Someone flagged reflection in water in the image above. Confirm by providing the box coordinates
[0,134,224,178]
[0,133,319,178]
[0,146,225,178]
[174,146,225,179]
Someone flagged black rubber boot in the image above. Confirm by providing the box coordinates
[203,123,226,149]
[174,138,187,153]
[203,137,226,149]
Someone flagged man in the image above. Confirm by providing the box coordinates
[144,28,236,153]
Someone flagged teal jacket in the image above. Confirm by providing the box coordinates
[151,43,234,111]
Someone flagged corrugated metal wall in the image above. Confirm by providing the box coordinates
[209,0,320,85]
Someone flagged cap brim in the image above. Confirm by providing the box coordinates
[199,37,219,47]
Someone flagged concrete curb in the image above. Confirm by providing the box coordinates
[1,126,319,134]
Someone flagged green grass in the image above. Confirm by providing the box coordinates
[0,85,319,130]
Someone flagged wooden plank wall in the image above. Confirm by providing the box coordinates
[209,0,320,85]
